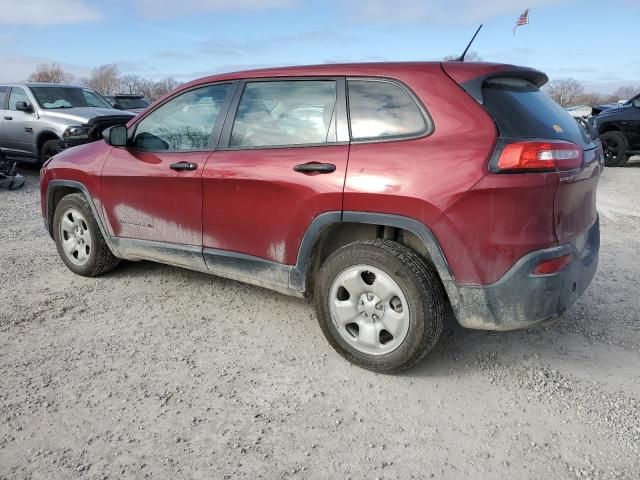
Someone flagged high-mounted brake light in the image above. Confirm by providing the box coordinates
[497,141,583,172]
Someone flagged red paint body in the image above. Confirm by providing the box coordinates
[41,61,601,287]
[202,145,349,264]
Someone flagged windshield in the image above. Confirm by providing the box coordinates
[30,86,113,109]
[116,97,149,109]
[482,77,593,148]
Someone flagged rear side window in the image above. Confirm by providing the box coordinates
[347,79,427,141]
[0,87,6,108]
[482,77,592,147]
[230,80,337,148]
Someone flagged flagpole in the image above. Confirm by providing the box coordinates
[526,10,530,65]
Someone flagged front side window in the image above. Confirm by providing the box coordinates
[132,84,232,151]
[347,80,427,141]
[230,80,338,148]
[9,88,30,111]
[82,90,112,108]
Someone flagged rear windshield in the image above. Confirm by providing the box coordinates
[116,97,149,109]
[482,77,592,148]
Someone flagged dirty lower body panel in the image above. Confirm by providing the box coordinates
[452,217,600,331]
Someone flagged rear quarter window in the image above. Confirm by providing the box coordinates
[0,86,7,108]
[482,77,592,148]
[347,79,428,141]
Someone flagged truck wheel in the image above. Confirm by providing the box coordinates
[314,239,444,373]
[53,193,119,277]
[40,139,64,164]
[600,131,628,167]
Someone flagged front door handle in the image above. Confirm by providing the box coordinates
[3,116,12,120]
[170,161,197,171]
[293,162,336,174]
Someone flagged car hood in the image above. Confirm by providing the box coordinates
[41,107,134,125]
[594,105,631,124]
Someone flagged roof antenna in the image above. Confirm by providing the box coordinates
[455,24,483,61]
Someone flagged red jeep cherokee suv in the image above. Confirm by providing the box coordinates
[40,62,602,372]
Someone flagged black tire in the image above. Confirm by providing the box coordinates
[600,131,628,167]
[40,139,64,164]
[314,239,444,373]
[53,193,120,277]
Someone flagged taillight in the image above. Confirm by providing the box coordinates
[496,141,583,172]
[532,254,573,275]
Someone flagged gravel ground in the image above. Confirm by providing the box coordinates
[1,160,639,479]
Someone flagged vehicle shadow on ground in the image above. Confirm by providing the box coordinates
[105,259,594,379]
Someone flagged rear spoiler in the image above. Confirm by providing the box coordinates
[442,62,548,104]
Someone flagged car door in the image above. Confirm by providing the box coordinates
[3,86,38,156]
[202,78,349,268]
[101,82,235,268]
[623,95,640,149]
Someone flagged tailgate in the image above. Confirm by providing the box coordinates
[554,146,603,243]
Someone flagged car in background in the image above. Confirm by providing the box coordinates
[590,92,640,166]
[40,61,602,373]
[0,83,134,165]
[104,94,150,114]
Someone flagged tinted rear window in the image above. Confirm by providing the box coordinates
[482,77,592,147]
[348,79,427,141]
[0,86,6,107]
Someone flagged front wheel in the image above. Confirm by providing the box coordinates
[40,139,64,164]
[314,239,444,373]
[600,131,629,167]
[53,193,120,276]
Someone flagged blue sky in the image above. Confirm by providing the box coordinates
[0,0,638,93]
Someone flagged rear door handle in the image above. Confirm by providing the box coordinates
[170,161,198,171]
[293,162,336,174]
[3,116,12,120]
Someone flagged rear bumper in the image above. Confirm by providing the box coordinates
[452,217,600,331]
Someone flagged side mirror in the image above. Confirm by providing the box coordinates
[15,101,33,113]
[103,125,128,147]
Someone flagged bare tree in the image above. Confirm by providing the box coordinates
[28,63,75,84]
[443,51,483,62]
[151,77,180,101]
[138,79,158,102]
[119,74,144,94]
[612,85,638,102]
[545,78,584,107]
[84,64,121,95]
[137,77,180,102]
[576,91,606,107]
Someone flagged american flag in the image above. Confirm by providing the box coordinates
[513,9,529,35]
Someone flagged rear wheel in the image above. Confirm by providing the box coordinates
[53,193,119,276]
[600,131,629,167]
[314,239,444,373]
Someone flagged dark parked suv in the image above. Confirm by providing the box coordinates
[40,62,602,372]
[589,92,640,166]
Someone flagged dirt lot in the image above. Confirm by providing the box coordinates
[1,160,639,480]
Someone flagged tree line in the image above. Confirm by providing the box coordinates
[544,78,637,108]
[30,61,638,108]
[28,62,180,102]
